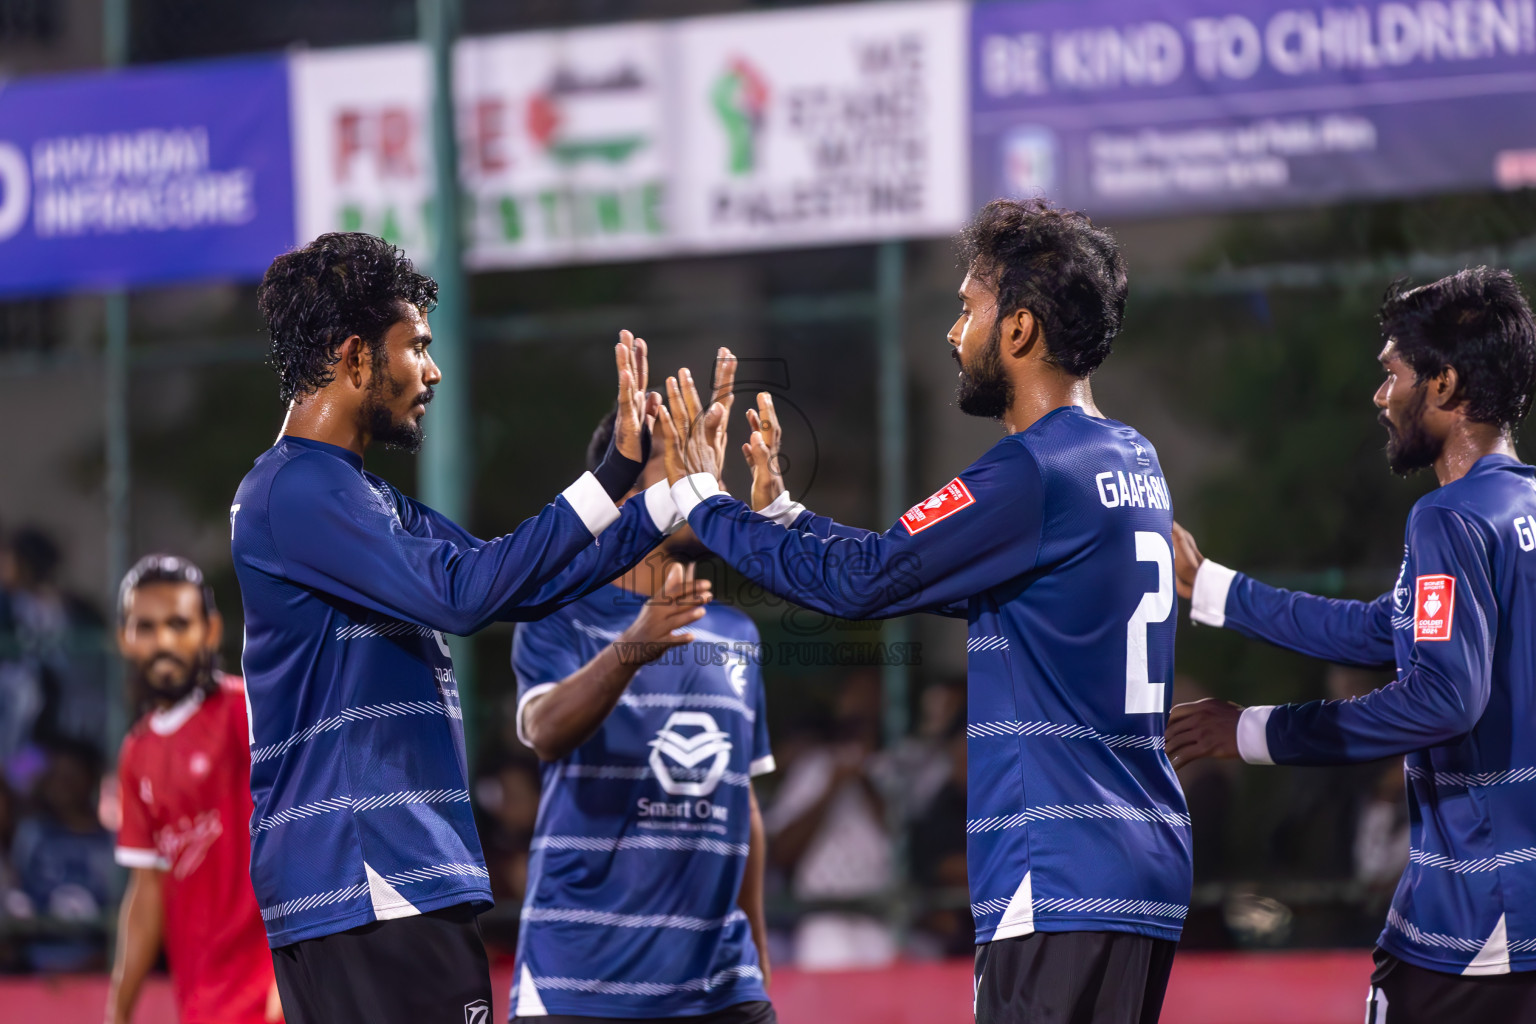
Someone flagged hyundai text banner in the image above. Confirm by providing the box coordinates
[0,56,295,296]
[971,0,1536,217]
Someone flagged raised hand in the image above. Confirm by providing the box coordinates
[617,562,712,666]
[613,330,660,463]
[742,392,787,512]
[656,369,725,486]
[711,348,738,486]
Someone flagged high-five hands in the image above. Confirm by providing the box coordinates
[657,354,734,486]
[742,393,787,512]
[614,330,662,463]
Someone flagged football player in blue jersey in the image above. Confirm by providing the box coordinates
[508,381,778,1023]
[232,233,692,1024]
[655,199,1192,1024]
[1167,267,1536,1023]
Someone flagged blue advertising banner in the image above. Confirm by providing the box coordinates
[0,56,294,296]
[971,0,1536,216]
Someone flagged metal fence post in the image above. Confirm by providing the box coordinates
[102,0,131,762]
[876,240,911,940]
[417,0,478,760]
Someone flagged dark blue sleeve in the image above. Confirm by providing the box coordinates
[1263,507,1496,765]
[788,510,967,618]
[267,453,655,635]
[685,441,1044,619]
[392,480,665,621]
[1220,576,1398,668]
[790,509,880,542]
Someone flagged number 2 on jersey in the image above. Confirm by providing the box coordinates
[1126,531,1173,714]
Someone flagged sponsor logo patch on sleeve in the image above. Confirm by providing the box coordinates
[1414,574,1456,642]
[901,478,975,535]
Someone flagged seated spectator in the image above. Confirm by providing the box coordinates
[763,673,895,970]
[8,739,114,971]
[0,527,108,757]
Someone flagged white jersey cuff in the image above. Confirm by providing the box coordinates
[516,683,560,750]
[642,479,684,535]
[671,473,724,520]
[115,847,169,870]
[749,754,777,777]
[1190,559,1238,628]
[757,491,807,527]
[1237,705,1276,765]
[562,472,621,537]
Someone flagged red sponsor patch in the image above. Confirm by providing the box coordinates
[1414,575,1456,642]
[901,478,975,535]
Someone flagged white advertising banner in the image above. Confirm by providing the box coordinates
[457,23,673,269]
[674,1,969,252]
[289,2,969,268]
[289,43,435,262]
[290,25,673,269]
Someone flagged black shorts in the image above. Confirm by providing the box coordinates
[973,930,1176,1024]
[272,901,494,1024]
[1367,947,1536,1024]
[532,1000,776,1024]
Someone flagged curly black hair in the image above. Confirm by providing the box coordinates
[958,198,1128,378]
[1381,267,1536,431]
[256,233,438,404]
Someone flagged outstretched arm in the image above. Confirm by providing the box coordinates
[1169,508,1494,768]
[263,334,680,634]
[1173,522,1397,668]
[659,375,1043,619]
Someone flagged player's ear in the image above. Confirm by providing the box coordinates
[1430,364,1461,413]
[338,334,368,389]
[1005,307,1038,358]
[205,609,224,651]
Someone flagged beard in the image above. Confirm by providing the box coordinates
[954,321,1012,420]
[133,649,216,709]
[362,358,432,454]
[1382,387,1441,475]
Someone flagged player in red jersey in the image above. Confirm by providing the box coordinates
[105,555,281,1024]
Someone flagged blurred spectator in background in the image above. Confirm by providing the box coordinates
[764,672,895,969]
[6,739,114,971]
[0,526,107,771]
[905,716,971,959]
[474,754,540,903]
[1266,666,1403,883]
[1354,760,1410,890]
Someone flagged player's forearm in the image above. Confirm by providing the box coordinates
[497,488,677,623]
[678,485,919,620]
[521,647,641,761]
[1191,561,1396,667]
[739,787,771,986]
[1245,665,1489,765]
[106,870,163,1024]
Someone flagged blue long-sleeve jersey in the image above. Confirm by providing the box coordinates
[231,436,676,946]
[675,407,1192,944]
[1191,453,1536,975]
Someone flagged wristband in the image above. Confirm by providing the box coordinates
[593,436,645,502]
